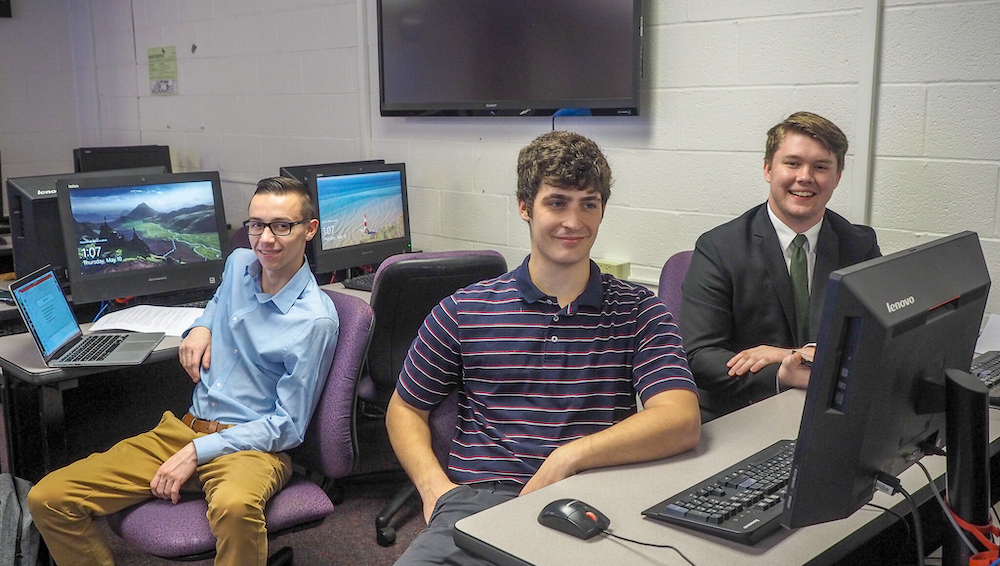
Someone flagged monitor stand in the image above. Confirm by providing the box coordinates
[943,368,991,566]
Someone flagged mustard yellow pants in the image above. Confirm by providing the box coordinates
[26,411,292,566]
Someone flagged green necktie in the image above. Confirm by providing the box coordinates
[791,234,809,345]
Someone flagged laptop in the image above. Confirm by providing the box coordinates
[10,266,165,367]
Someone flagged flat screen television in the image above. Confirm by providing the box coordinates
[377,0,642,117]
[308,161,411,276]
[74,145,172,173]
[782,231,990,528]
[6,166,169,286]
[55,171,229,305]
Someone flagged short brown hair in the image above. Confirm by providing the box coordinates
[253,176,317,220]
[765,112,848,174]
[516,131,612,214]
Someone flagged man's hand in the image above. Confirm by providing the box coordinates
[150,442,199,504]
[520,444,579,497]
[421,477,460,524]
[179,326,212,383]
[727,345,793,376]
[777,349,812,389]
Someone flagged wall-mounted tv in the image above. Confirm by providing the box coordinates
[377,0,642,117]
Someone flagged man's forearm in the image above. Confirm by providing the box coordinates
[385,392,456,501]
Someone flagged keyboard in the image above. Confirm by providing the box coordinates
[971,350,1000,406]
[642,439,795,545]
[62,334,127,363]
[342,272,376,292]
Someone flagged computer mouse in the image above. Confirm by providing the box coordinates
[537,498,610,539]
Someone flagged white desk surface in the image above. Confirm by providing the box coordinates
[455,390,1000,566]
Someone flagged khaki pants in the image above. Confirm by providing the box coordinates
[27,411,292,566]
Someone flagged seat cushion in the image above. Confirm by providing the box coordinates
[106,477,334,558]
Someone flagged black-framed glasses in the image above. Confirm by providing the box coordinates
[243,219,308,237]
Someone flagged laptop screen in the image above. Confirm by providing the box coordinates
[12,269,81,358]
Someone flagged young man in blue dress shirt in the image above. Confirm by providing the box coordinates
[28,177,340,566]
[387,131,701,565]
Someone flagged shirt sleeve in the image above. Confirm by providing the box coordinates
[192,315,339,463]
[631,295,697,405]
[395,296,463,411]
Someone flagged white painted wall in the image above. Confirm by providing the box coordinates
[4,0,1000,312]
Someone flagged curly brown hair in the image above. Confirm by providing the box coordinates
[516,131,612,214]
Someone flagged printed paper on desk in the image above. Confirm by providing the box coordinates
[90,305,204,337]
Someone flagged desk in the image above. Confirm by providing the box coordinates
[455,390,1000,565]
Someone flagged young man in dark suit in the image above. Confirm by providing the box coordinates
[681,112,881,420]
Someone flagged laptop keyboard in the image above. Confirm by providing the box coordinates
[62,334,127,363]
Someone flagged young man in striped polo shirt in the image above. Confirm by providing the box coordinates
[386,130,702,565]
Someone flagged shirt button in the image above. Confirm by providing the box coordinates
[550,336,558,343]
[216,383,222,388]
[233,349,238,354]
[211,402,216,407]
[232,316,237,321]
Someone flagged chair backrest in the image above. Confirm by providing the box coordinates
[658,250,693,325]
[365,250,508,406]
[230,226,250,250]
[288,290,374,478]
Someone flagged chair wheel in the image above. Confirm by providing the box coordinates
[377,526,397,547]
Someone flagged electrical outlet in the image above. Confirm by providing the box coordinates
[593,259,630,279]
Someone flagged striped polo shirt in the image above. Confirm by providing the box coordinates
[395,256,696,486]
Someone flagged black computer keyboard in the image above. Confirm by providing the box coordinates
[971,350,1000,406]
[342,272,376,292]
[642,439,795,545]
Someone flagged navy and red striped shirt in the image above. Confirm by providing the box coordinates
[395,256,696,485]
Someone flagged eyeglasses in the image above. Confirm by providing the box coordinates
[243,219,308,237]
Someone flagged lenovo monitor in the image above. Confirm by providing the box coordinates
[307,161,411,276]
[6,166,169,285]
[279,160,385,187]
[55,171,228,305]
[782,231,990,528]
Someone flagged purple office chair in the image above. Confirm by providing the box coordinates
[351,250,508,546]
[658,250,694,326]
[230,225,250,250]
[105,290,374,565]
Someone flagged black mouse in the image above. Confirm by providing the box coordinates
[537,498,610,539]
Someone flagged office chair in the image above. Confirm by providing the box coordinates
[355,250,508,546]
[658,250,693,325]
[230,225,250,250]
[105,290,374,565]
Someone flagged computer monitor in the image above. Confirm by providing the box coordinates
[74,145,172,173]
[6,166,169,285]
[55,171,229,305]
[307,161,412,275]
[279,160,385,187]
[781,231,991,529]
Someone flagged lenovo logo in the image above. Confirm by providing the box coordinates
[886,296,915,313]
[148,276,168,282]
[37,189,57,196]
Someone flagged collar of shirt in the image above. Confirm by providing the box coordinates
[766,202,823,258]
[244,255,313,314]
[513,255,604,310]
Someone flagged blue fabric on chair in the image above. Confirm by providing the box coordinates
[105,290,374,563]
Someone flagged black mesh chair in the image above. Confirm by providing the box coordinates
[354,250,508,545]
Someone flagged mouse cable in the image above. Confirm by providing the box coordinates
[876,473,926,566]
[602,529,696,566]
[914,460,980,554]
[866,502,911,540]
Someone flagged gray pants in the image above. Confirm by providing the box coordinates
[394,482,521,566]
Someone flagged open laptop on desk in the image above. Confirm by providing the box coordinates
[11,266,164,367]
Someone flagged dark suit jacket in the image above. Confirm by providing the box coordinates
[681,204,880,420]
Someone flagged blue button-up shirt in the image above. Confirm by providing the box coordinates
[186,248,339,464]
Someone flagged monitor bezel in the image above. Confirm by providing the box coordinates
[306,161,412,276]
[55,171,229,305]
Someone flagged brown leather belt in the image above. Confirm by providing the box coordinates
[182,412,234,434]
